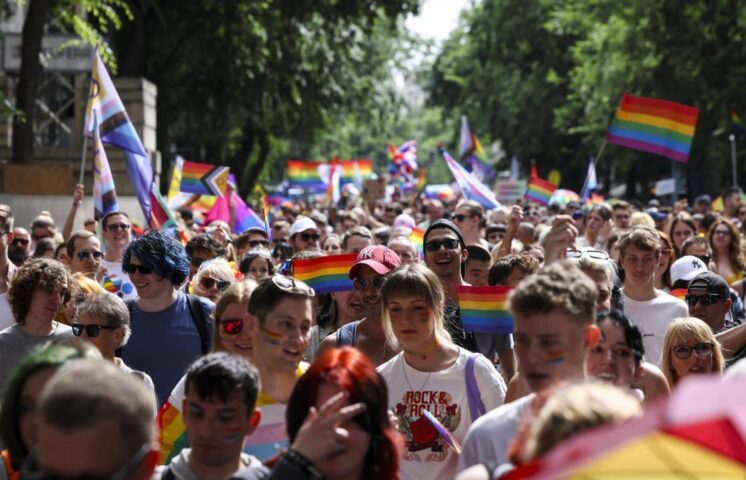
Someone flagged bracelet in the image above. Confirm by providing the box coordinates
[285,449,323,480]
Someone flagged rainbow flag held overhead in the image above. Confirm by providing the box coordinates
[92,113,119,221]
[458,285,513,334]
[525,177,556,206]
[287,160,373,193]
[410,227,424,256]
[442,150,501,210]
[180,161,230,197]
[293,254,357,294]
[607,92,699,163]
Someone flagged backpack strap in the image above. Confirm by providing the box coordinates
[465,353,487,423]
[185,294,210,355]
[335,321,358,347]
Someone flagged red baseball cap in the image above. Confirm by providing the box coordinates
[349,245,402,278]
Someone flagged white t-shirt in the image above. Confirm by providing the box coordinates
[457,393,534,473]
[100,259,137,301]
[377,348,506,480]
[622,290,688,364]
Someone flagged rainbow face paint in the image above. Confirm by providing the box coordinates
[262,328,284,345]
[546,349,567,365]
[221,426,244,443]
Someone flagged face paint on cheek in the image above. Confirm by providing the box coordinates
[546,349,567,365]
[262,328,284,345]
[221,426,244,443]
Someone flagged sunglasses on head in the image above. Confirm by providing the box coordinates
[271,275,316,297]
[671,342,714,359]
[685,294,724,306]
[106,223,130,232]
[71,323,117,338]
[220,317,246,335]
[352,275,386,290]
[77,251,103,261]
[200,277,231,291]
[123,264,154,275]
[299,232,321,242]
[424,238,461,252]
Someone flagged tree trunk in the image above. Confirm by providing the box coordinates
[12,0,50,163]
[242,131,269,195]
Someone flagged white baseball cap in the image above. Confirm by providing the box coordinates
[670,255,708,284]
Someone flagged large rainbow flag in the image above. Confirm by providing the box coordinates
[180,161,230,197]
[606,92,699,163]
[293,254,357,293]
[287,160,372,192]
[525,177,556,206]
[458,285,513,334]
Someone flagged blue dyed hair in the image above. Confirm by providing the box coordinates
[122,230,189,286]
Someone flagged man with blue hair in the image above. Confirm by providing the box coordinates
[120,231,214,406]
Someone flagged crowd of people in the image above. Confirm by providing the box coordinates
[0,182,745,479]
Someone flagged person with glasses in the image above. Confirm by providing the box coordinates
[100,211,137,301]
[686,271,733,333]
[9,227,31,267]
[289,216,321,254]
[154,353,268,480]
[317,245,402,366]
[0,258,72,393]
[64,230,102,278]
[661,317,724,388]
[0,204,18,330]
[71,293,158,415]
[233,228,271,261]
[190,258,236,303]
[452,200,489,249]
[120,230,214,406]
[185,233,225,280]
[31,360,159,479]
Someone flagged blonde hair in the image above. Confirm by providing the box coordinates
[628,211,656,229]
[576,255,616,293]
[523,381,642,460]
[661,317,725,387]
[191,258,237,296]
[380,264,451,347]
[212,279,258,352]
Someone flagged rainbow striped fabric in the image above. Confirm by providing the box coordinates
[607,92,699,163]
[180,161,230,197]
[525,177,556,206]
[409,228,424,256]
[458,285,513,334]
[293,254,357,293]
[287,160,372,192]
[669,288,688,301]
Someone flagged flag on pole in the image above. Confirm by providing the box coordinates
[92,113,119,220]
[167,156,194,210]
[509,157,520,180]
[730,111,746,138]
[580,158,599,203]
[459,116,494,183]
[180,161,230,197]
[606,92,699,163]
[325,157,341,206]
[85,53,155,225]
[525,177,557,206]
[442,150,501,210]
[204,188,265,234]
[458,285,513,334]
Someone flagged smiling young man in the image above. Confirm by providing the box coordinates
[457,261,599,474]
[65,230,103,278]
[619,226,688,364]
[120,231,214,406]
[244,275,315,460]
[154,353,268,480]
[100,211,137,300]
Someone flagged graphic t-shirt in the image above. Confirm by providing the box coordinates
[377,349,506,480]
[100,259,137,301]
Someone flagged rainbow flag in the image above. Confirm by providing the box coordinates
[669,288,688,301]
[180,161,230,197]
[607,92,699,163]
[585,192,606,206]
[458,285,513,333]
[525,177,556,206]
[287,160,373,192]
[410,227,424,256]
[293,254,357,293]
[92,113,119,220]
[442,150,500,210]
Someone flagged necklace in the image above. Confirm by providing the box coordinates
[403,338,439,361]
[401,355,433,392]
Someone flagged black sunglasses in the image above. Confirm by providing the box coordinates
[685,294,724,307]
[11,238,29,246]
[71,323,118,338]
[76,251,103,261]
[452,214,473,222]
[695,255,712,265]
[220,317,246,335]
[424,238,461,252]
[249,240,270,248]
[299,232,321,242]
[200,277,231,291]
[123,264,154,275]
[671,342,714,359]
[106,223,130,232]
[352,276,386,290]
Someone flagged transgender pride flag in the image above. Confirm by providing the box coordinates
[442,150,501,210]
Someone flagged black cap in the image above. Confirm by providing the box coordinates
[424,219,466,250]
[688,271,730,299]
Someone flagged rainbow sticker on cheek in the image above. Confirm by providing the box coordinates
[221,426,244,443]
[262,328,284,345]
[546,349,567,365]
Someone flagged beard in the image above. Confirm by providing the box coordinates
[8,248,28,266]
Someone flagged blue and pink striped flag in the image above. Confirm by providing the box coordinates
[442,150,501,210]
[92,113,119,220]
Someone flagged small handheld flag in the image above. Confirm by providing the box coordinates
[180,161,230,197]
[293,254,357,294]
[606,92,699,163]
[525,178,557,206]
[442,150,501,210]
[458,285,513,334]
[409,228,424,256]
[422,410,461,454]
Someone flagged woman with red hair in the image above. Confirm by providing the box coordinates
[270,347,402,480]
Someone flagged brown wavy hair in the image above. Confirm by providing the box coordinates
[8,258,71,324]
[708,218,746,273]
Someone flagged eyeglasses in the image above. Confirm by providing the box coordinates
[453,214,473,222]
[71,323,118,338]
[685,294,724,306]
[713,230,731,236]
[123,264,154,275]
[695,255,712,265]
[352,275,386,290]
[76,251,103,261]
[424,238,461,252]
[671,342,714,359]
[220,317,246,335]
[11,238,29,246]
[271,275,316,297]
[200,277,231,291]
[299,232,321,242]
[565,249,610,260]
[249,240,270,248]
[106,223,130,232]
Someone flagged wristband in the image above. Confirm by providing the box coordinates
[285,449,323,480]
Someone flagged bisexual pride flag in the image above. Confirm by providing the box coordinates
[293,254,357,294]
[458,285,513,334]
